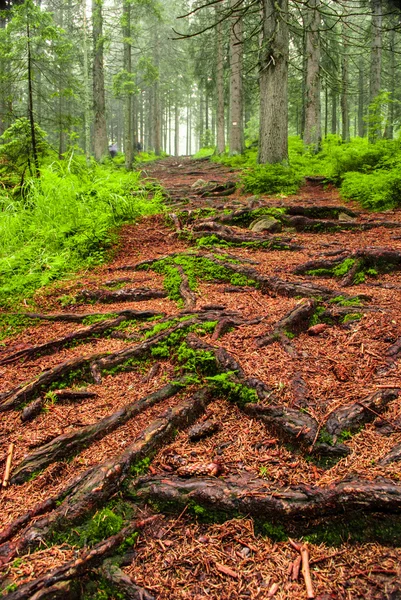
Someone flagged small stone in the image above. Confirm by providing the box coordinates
[191,179,207,188]
[240,547,251,558]
[250,217,282,233]
[338,212,355,222]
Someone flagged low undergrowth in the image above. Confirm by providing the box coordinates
[139,254,257,305]
[211,135,401,209]
[0,157,165,307]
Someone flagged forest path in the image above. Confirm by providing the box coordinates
[1,156,401,598]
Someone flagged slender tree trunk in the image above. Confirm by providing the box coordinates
[331,90,337,135]
[216,12,225,154]
[324,83,328,138]
[175,101,179,156]
[123,0,132,169]
[0,13,8,136]
[369,0,382,142]
[258,0,289,164]
[92,0,108,161]
[358,56,365,137]
[384,26,395,139]
[229,0,244,155]
[341,21,350,142]
[82,0,91,161]
[154,82,161,156]
[27,22,40,178]
[199,89,204,147]
[303,0,321,151]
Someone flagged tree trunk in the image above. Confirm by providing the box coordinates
[331,90,337,135]
[303,0,321,151]
[175,100,179,156]
[216,11,225,154]
[229,0,244,155]
[358,56,365,137]
[258,0,289,164]
[82,0,91,160]
[384,25,395,139]
[341,21,349,142]
[123,0,133,169]
[369,0,382,142]
[92,0,108,161]
[27,22,40,178]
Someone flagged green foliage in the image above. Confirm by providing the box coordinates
[329,296,363,307]
[332,258,356,277]
[340,169,401,209]
[0,160,164,307]
[205,372,259,408]
[82,313,118,326]
[53,508,123,548]
[130,456,151,477]
[143,254,256,305]
[176,343,217,375]
[0,118,50,183]
[241,164,304,196]
[342,313,363,324]
[260,521,287,542]
[193,147,214,159]
[318,429,334,446]
[0,313,38,342]
[309,306,325,327]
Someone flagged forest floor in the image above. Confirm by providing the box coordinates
[1,156,401,599]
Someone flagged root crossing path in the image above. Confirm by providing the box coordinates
[1,156,401,599]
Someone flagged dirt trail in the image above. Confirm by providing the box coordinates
[1,156,401,599]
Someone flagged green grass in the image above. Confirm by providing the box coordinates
[0,157,165,307]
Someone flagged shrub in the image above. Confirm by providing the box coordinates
[340,169,401,209]
[241,163,304,195]
[0,158,165,306]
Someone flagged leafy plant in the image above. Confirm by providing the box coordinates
[241,163,304,195]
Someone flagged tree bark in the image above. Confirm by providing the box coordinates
[303,0,321,151]
[341,20,350,142]
[216,10,225,154]
[92,0,108,161]
[358,55,365,137]
[229,0,244,155]
[369,0,382,142]
[123,0,133,169]
[136,474,401,522]
[11,381,184,484]
[258,0,288,164]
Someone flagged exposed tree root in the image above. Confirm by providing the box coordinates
[135,474,401,520]
[195,181,236,197]
[0,353,108,412]
[77,287,167,303]
[255,300,316,348]
[0,316,127,366]
[295,247,401,285]
[243,403,319,449]
[379,444,401,465]
[4,516,158,600]
[11,381,185,485]
[282,215,401,232]
[0,389,211,564]
[325,389,399,437]
[191,223,300,250]
[18,309,163,323]
[286,205,359,219]
[21,390,97,423]
[176,265,197,310]
[202,254,342,300]
[99,560,155,600]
